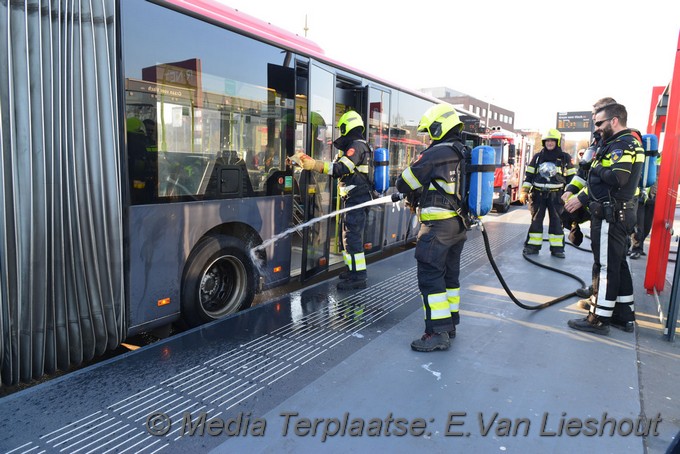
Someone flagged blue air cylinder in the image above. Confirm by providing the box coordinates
[641,134,659,188]
[374,147,389,193]
[468,145,495,217]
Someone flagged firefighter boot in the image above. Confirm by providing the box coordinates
[449,313,459,338]
[610,318,635,332]
[411,332,450,352]
[567,312,610,335]
[336,272,367,290]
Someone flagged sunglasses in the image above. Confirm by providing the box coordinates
[595,117,615,127]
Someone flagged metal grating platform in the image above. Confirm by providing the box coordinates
[1,220,527,454]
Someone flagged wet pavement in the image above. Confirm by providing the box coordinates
[0,206,678,454]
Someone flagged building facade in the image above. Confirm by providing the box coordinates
[420,86,515,132]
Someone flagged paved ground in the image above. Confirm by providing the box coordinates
[0,206,678,454]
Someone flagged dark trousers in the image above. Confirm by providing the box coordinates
[525,191,564,252]
[341,191,371,277]
[631,197,655,252]
[415,217,467,334]
[590,205,637,322]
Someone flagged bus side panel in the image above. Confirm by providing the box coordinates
[383,202,411,248]
[126,196,292,332]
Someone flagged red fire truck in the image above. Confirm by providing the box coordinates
[486,129,534,212]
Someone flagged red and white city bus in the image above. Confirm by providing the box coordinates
[0,0,482,385]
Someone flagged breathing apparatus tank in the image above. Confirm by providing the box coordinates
[468,145,495,217]
[374,147,389,193]
[640,134,658,188]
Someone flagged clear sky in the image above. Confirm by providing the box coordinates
[215,0,678,133]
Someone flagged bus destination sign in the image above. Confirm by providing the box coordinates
[556,111,592,132]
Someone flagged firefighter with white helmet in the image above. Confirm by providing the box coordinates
[395,103,469,352]
[519,128,575,258]
[291,110,373,290]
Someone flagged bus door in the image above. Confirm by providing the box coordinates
[333,80,373,259]
[297,63,335,281]
[364,86,391,254]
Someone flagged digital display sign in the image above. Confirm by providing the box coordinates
[556,111,592,132]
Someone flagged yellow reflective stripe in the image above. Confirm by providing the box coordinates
[432,179,456,194]
[528,233,543,246]
[570,176,586,190]
[351,252,366,271]
[322,161,331,174]
[339,155,355,171]
[447,288,460,313]
[526,166,536,173]
[402,167,422,190]
[356,164,369,174]
[522,182,532,189]
[339,185,354,197]
[549,234,564,246]
[343,251,350,268]
[424,292,450,320]
[420,207,457,221]
[566,168,577,176]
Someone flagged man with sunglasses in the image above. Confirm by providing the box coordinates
[564,102,644,334]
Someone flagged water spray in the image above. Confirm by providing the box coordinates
[249,195,403,267]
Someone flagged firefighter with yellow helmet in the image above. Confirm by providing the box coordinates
[395,103,469,352]
[519,128,575,257]
[292,110,373,290]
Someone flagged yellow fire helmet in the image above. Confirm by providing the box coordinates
[542,128,562,147]
[418,103,462,140]
[337,110,364,136]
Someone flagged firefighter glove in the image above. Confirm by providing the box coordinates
[298,153,317,171]
[296,153,327,173]
[289,151,305,167]
[519,191,528,205]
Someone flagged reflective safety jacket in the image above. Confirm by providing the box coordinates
[575,129,644,204]
[522,147,575,192]
[396,136,467,222]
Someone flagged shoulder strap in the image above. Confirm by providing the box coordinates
[427,141,470,229]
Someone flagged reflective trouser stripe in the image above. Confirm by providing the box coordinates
[447,288,460,313]
[617,294,635,314]
[343,251,366,272]
[594,221,616,318]
[353,252,366,271]
[423,292,449,320]
[527,232,543,246]
[549,234,564,247]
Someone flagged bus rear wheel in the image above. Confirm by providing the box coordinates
[181,234,256,327]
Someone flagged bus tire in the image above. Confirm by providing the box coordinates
[181,234,256,327]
